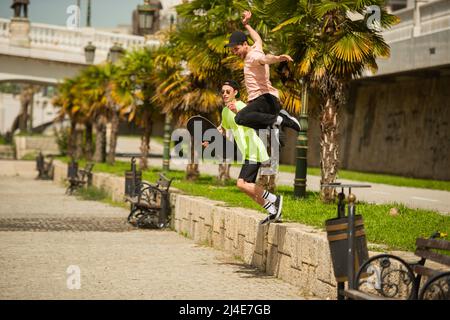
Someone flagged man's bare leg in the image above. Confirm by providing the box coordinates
[236,178,266,206]
[236,178,283,225]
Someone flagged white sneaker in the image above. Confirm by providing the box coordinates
[279,109,301,131]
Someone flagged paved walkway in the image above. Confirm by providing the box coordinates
[0,169,308,300]
[115,137,450,214]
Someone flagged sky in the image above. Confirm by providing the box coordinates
[0,0,180,28]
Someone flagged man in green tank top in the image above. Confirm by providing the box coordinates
[204,80,283,224]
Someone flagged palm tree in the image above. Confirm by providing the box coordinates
[116,48,158,169]
[77,64,112,163]
[155,0,246,180]
[12,84,40,134]
[53,77,84,159]
[245,0,399,202]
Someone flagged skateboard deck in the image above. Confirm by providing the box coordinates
[186,115,242,162]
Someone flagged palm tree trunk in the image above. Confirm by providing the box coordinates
[320,97,339,203]
[107,111,119,165]
[257,173,276,193]
[19,98,29,133]
[139,117,152,170]
[257,130,276,192]
[101,129,107,162]
[74,123,84,160]
[68,119,76,159]
[186,137,199,180]
[94,115,107,162]
[186,163,199,180]
[85,121,93,161]
[218,163,231,183]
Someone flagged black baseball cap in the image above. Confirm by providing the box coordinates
[222,80,240,98]
[224,31,247,48]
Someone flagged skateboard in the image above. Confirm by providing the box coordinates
[186,115,242,162]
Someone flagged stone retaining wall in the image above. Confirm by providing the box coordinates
[51,159,344,299]
[14,136,59,160]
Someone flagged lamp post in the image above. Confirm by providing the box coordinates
[170,14,175,31]
[162,114,172,171]
[137,0,157,35]
[109,42,125,64]
[87,0,92,28]
[294,79,309,198]
[84,41,96,64]
[76,0,81,28]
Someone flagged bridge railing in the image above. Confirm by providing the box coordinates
[29,21,147,54]
[0,17,154,56]
[382,0,450,43]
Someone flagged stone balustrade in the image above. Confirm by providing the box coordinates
[28,22,151,54]
[0,17,158,64]
[0,19,9,40]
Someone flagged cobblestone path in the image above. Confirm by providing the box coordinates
[0,175,308,300]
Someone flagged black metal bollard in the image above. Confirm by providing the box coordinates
[67,160,78,179]
[347,192,357,290]
[158,190,171,227]
[323,183,371,299]
[337,189,346,300]
[124,157,142,197]
[36,152,44,178]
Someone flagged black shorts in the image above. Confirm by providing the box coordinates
[234,93,281,130]
[238,160,261,183]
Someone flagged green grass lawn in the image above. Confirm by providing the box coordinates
[151,134,450,191]
[75,186,128,209]
[59,157,450,253]
[0,135,7,145]
[277,164,450,192]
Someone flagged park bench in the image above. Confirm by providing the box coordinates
[35,152,54,180]
[125,173,173,229]
[343,232,450,300]
[65,162,94,195]
[324,183,449,301]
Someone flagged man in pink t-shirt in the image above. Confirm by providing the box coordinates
[224,11,301,146]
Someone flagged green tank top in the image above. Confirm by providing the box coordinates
[221,100,270,163]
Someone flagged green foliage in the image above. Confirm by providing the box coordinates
[21,151,38,160]
[0,83,21,94]
[75,185,128,209]
[0,135,8,145]
[53,127,70,156]
[76,186,109,201]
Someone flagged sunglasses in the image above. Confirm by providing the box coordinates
[221,90,233,95]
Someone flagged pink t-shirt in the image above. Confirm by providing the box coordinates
[244,46,279,101]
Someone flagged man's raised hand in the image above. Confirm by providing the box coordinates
[242,10,251,25]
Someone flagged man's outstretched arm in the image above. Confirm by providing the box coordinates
[257,54,293,65]
[242,11,263,50]
[242,11,293,65]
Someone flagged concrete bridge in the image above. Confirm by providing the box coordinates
[0,17,159,85]
[0,0,448,85]
[364,0,450,77]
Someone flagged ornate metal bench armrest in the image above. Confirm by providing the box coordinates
[354,254,418,300]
